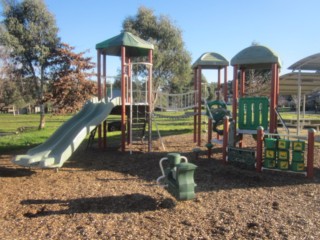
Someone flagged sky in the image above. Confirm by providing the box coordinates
[3,0,320,82]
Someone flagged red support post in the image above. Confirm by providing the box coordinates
[256,126,264,172]
[102,54,107,148]
[208,118,212,144]
[197,67,202,147]
[275,64,279,132]
[121,46,126,152]
[240,69,245,97]
[97,50,101,100]
[102,54,107,98]
[193,68,198,143]
[127,58,131,145]
[148,49,153,152]
[222,116,230,164]
[217,69,221,100]
[270,63,277,133]
[307,129,315,178]
[224,67,228,103]
[232,65,238,146]
[97,50,102,149]
[232,65,238,125]
[207,118,213,159]
[238,68,245,147]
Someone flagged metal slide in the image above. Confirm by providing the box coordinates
[12,98,114,168]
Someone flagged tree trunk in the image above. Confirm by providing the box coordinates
[39,107,46,129]
[38,67,46,129]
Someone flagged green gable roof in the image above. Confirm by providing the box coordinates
[231,45,281,68]
[96,31,154,57]
[192,52,229,69]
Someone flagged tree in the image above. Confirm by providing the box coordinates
[243,42,272,96]
[122,7,192,93]
[45,43,97,114]
[0,0,60,128]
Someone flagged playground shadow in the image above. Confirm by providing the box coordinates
[193,155,320,193]
[65,136,320,193]
[0,166,35,178]
[21,193,176,218]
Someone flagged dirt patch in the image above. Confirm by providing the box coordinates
[0,134,319,239]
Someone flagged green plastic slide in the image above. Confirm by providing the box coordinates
[12,98,114,168]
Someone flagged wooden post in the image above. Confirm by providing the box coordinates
[307,129,315,178]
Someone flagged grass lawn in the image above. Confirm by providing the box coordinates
[0,111,195,153]
[1,109,319,153]
[0,114,72,152]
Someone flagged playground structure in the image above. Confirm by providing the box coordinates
[11,28,318,176]
[192,52,229,148]
[12,31,155,168]
[96,31,154,152]
[197,45,316,178]
[93,39,317,179]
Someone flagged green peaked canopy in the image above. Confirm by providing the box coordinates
[96,31,154,57]
[231,45,281,68]
[192,52,229,69]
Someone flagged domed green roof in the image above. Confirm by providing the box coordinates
[231,45,281,68]
[96,31,154,57]
[192,52,229,69]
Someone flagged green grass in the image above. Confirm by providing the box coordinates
[0,112,196,153]
[0,114,73,152]
[279,112,320,120]
[1,109,319,153]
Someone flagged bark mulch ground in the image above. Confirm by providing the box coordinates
[0,134,319,239]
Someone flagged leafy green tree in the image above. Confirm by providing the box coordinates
[0,0,60,128]
[2,79,26,107]
[122,7,192,93]
[45,43,97,114]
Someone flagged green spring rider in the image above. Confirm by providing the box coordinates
[156,153,197,201]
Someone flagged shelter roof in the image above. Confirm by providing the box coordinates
[288,53,320,71]
[251,72,320,96]
[192,52,229,69]
[96,31,154,57]
[231,45,281,69]
[279,72,320,95]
